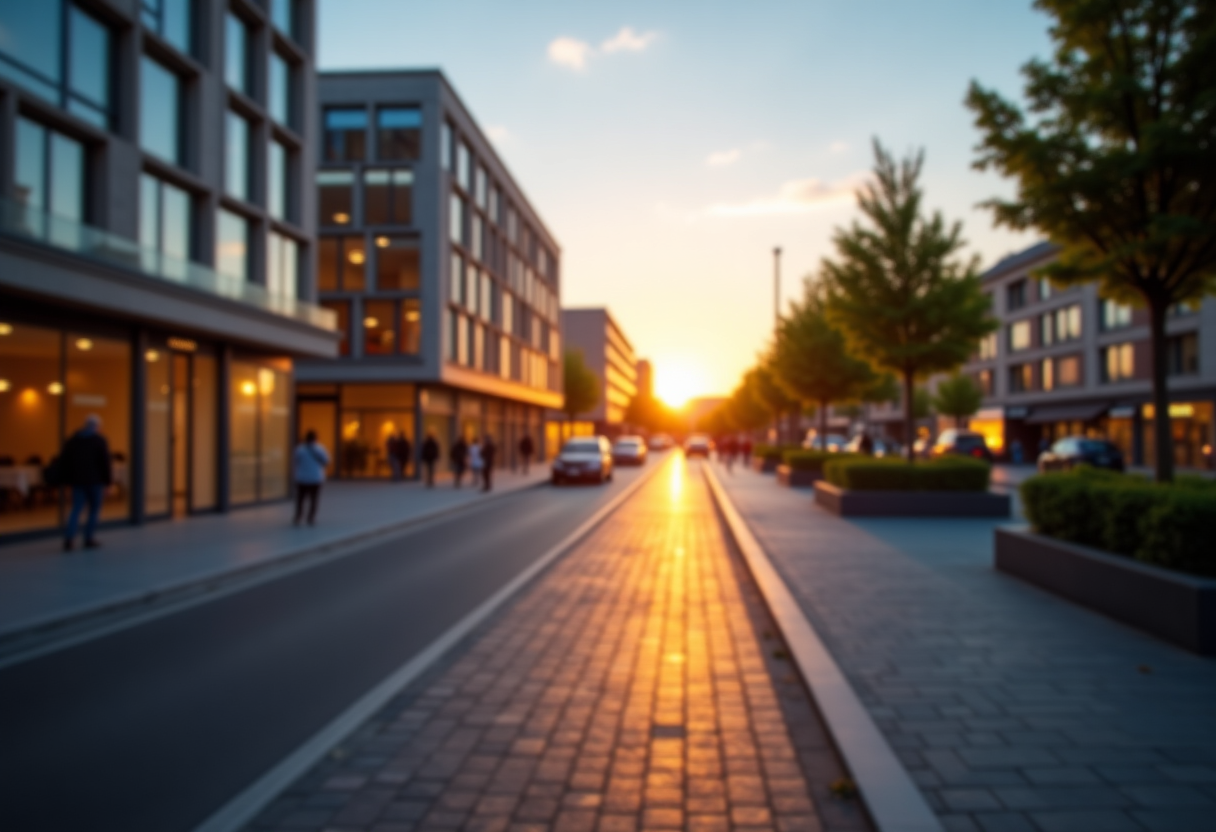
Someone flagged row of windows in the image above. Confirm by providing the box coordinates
[450,253,557,354]
[318,169,413,228]
[323,107,421,162]
[318,298,421,358]
[1008,356,1084,393]
[317,235,420,292]
[1002,334,1198,392]
[445,309,555,389]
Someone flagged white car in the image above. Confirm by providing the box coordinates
[551,437,614,485]
[684,434,713,457]
[612,436,648,466]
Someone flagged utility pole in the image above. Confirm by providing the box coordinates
[772,246,782,333]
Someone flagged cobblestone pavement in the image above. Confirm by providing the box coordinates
[713,464,1216,832]
[244,459,871,832]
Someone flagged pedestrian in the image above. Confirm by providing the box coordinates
[740,437,752,462]
[450,436,469,488]
[469,438,484,490]
[518,433,535,474]
[858,433,875,455]
[292,429,330,526]
[393,430,412,480]
[1011,438,1024,465]
[421,432,439,487]
[57,414,112,551]
[481,434,497,492]
[386,432,402,481]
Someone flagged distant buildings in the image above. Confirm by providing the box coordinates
[557,308,637,444]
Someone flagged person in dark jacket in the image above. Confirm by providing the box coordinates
[393,431,412,481]
[450,436,469,488]
[421,433,440,487]
[60,414,112,551]
[519,434,535,474]
[481,435,497,492]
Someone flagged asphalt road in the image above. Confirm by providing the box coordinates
[0,462,659,832]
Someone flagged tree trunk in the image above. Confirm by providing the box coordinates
[820,399,829,452]
[1148,299,1174,483]
[903,370,916,463]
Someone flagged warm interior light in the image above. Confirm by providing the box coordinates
[240,380,257,397]
[405,311,420,322]
[75,338,94,351]
[21,388,38,405]
[375,236,391,248]
[363,317,379,328]
[347,249,365,265]
[146,349,160,362]
[0,323,12,335]
[0,379,10,392]
[48,382,64,395]
[168,337,197,352]
[258,368,275,395]
[333,212,350,224]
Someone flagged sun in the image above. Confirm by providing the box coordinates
[654,358,708,409]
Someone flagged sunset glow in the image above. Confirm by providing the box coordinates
[654,358,709,409]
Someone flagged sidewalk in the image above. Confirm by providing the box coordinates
[711,463,1216,832]
[239,458,871,832]
[0,469,550,645]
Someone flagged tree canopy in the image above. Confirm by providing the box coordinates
[966,0,1216,481]
[932,373,984,427]
[562,349,600,422]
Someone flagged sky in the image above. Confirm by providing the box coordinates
[319,1,1054,404]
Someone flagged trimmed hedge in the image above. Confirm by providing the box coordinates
[781,450,860,472]
[753,444,799,463]
[1020,468,1216,576]
[823,456,991,492]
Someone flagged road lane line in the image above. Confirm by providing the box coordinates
[703,462,944,832]
[192,456,669,832]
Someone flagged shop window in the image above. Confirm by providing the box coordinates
[229,361,289,504]
[192,353,217,511]
[1006,279,1026,312]
[1008,319,1031,352]
[377,107,421,160]
[215,209,250,281]
[1101,342,1135,383]
[363,169,413,225]
[317,170,354,226]
[140,173,192,271]
[142,0,192,55]
[225,109,252,201]
[144,346,171,516]
[224,11,250,95]
[401,300,422,355]
[375,236,420,290]
[323,108,366,162]
[15,118,85,229]
[141,55,183,165]
[1168,332,1199,376]
[321,300,350,355]
[338,385,415,479]
[1008,363,1032,393]
[1057,355,1081,387]
[363,300,395,355]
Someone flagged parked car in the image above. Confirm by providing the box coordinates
[801,431,848,452]
[612,436,648,466]
[647,434,674,451]
[684,434,713,457]
[551,437,614,485]
[930,429,994,463]
[1037,437,1125,473]
[844,435,902,458]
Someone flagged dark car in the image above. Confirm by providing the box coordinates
[930,429,994,463]
[551,437,614,485]
[1037,437,1125,473]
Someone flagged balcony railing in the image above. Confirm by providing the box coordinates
[0,197,335,331]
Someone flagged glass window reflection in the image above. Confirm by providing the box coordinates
[269,53,291,126]
[323,109,367,162]
[142,0,192,55]
[224,12,249,95]
[317,170,353,226]
[216,209,249,281]
[140,56,182,165]
[269,140,288,221]
[377,107,421,160]
[67,6,111,127]
[375,237,420,290]
[225,110,251,201]
[0,4,62,100]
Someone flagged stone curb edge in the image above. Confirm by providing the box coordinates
[192,457,670,832]
[703,463,945,832]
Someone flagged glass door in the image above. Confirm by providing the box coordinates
[172,354,190,517]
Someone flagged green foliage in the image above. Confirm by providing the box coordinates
[1019,469,1216,576]
[823,141,997,460]
[562,349,600,421]
[782,450,860,473]
[728,372,773,432]
[932,374,984,425]
[750,364,798,416]
[966,0,1216,482]
[752,444,799,463]
[824,457,991,492]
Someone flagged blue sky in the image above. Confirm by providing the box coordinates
[319,1,1054,400]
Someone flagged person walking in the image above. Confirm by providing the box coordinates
[450,436,469,488]
[292,429,331,526]
[518,434,535,475]
[58,414,112,552]
[481,435,497,492]
[386,432,402,481]
[393,430,412,481]
[421,432,439,487]
[468,438,484,491]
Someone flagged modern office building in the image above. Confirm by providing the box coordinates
[960,241,1215,468]
[296,70,562,479]
[556,307,637,445]
[0,0,336,542]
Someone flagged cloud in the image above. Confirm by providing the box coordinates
[601,27,658,53]
[705,149,741,167]
[486,125,511,144]
[829,141,849,154]
[548,36,593,70]
[706,173,868,217]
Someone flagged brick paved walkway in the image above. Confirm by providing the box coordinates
[712,464,1216,832]
[243,459,871,832]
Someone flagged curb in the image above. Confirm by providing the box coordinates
[703,463,944,832]
[0,476,551,660]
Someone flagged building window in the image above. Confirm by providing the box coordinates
[321,300,350,355]
[450,252,464,304]
[1101,342,1135,383]
[317,171,353,226]
[465,266,479,316]
[441,121,452,170]
[475,165,487,209]
[14,117,85,225]
[363,169,413,225]
[1009,363,1033,393]
[401,299,421,355]
[270,0,295,39]
[1057,355,1081,387]
[142,0,192,54]
[317,236,365,291]
[140,55,183,165]
[1008,319,1031,352]
[471,214,483,261]
[977,331,997,361]
[1100,299,1133,331]
[502,292,514,335]
[225,110,252,201]
[976,369,993,396]
[268,139,289,221]
[1006,279,1026,312]
[269,53,293,126]
[480,271,493,323]
[1042,303,1082,345]
[456,141,471,191]
[488,185,500,225]
[266,231,298,300]
[363,300,395,355]
[377,107,422,160]
[375,236,420,290]
[1168,332,1199,376]
[1041,357,1054,391]
[456,314,469,365]
[139,173,191,265]
[224,12,250,95]
[1038,277,1053,301]
[215,208,249,281]
[450,193,465,244]
[323,108,367,162]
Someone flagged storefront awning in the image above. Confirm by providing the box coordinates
[1025,402,1112,424]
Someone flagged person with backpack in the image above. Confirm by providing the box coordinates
[57,414,112,552]
[292,429,331,526]
[421,433,440,487]
[450,436,469,488]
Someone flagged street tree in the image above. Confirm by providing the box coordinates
[966,0,1216,481]
[562,349,600,430]
[825,140,997,461]
[770,281,875,450]
[750,363,800,445]
[730,371,773,436]
[932,373,984,427]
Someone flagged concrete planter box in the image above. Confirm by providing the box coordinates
[777,465,822,488]
[995,528,1216,655]
[813,481,1011,518]
[751,456,780,474]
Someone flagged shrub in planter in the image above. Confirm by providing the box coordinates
[782,450,860,473]
[753,444,798,463]
[1137,490,1216,576]
[823,456,990,491]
